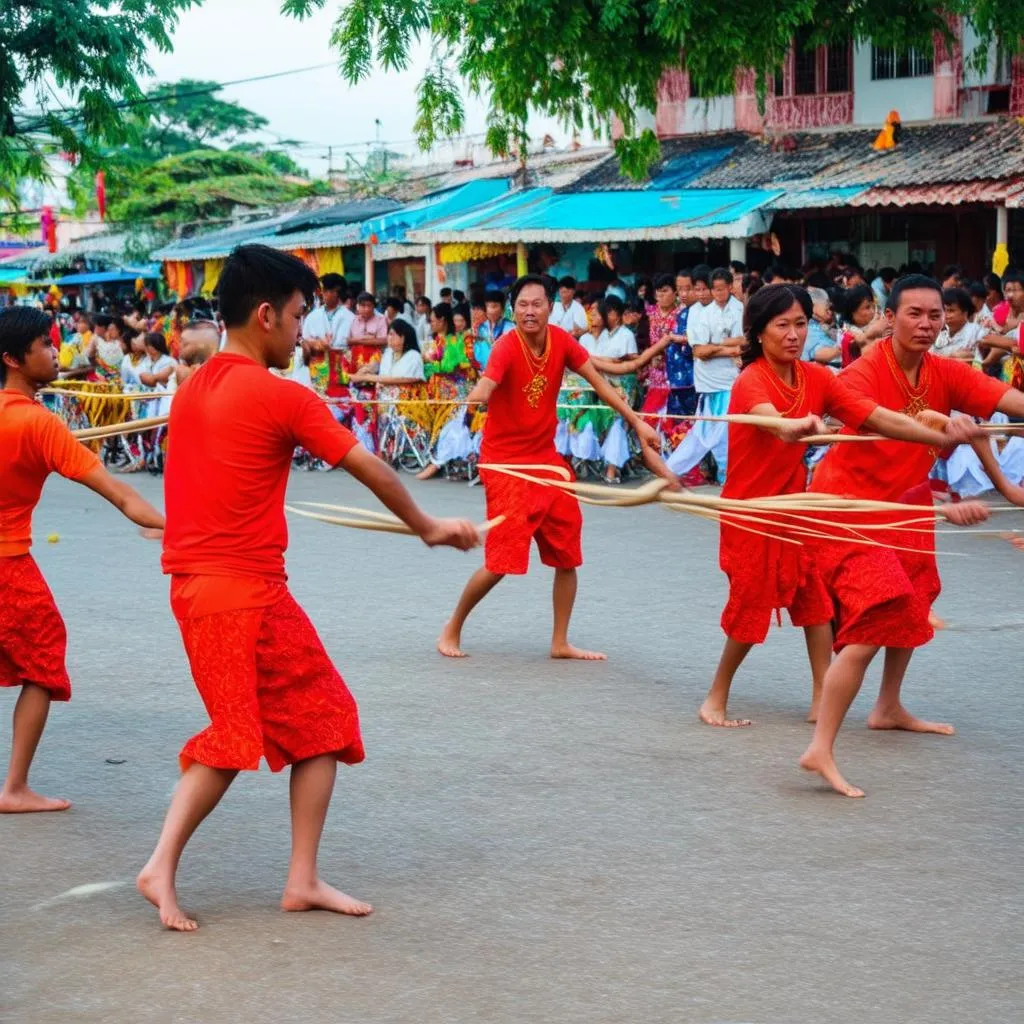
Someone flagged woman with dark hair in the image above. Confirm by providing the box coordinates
[416,301,478,479]
[699,284,962,728]
[838,283,888,366]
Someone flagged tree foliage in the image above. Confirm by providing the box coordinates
[282,0,1024,178]
[105,150,328,224]
[1,0,196,197]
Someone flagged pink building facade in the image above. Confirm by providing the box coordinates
[651,21,1023,137]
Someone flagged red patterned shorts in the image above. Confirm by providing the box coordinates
[171,577,364,772]
[0,555,71,701]
[813,540,937,652]
[481,467,583,576]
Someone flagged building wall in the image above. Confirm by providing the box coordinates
[852,43,935,125]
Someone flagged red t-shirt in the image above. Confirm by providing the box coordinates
[810,338,1009,501]
[481,325,589,462]
[0,391,100,557]
[723,360,875,500]
[162,353,359,581]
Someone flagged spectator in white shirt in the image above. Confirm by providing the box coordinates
[302,273,354,350]
[667,267,744,484]
[935,287,1007,361]
[350,319,426,385]
[550,276,588,338]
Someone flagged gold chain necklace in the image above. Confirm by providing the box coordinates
[882,339,930,416]
[516,328,551,408]
[757,358,807,418]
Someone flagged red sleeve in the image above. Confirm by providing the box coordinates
[940,357,1010,419]
[483,335,515,385]
[566,337,590,373]
[285,381,359,467]
[823,372,875,430]
[726,366,774,415]
[38,410,101,480]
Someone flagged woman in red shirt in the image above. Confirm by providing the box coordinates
[701,285,961,729]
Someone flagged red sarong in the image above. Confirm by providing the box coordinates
[171,576,364,772]
[481,465,582,576]
[0,555,71,700]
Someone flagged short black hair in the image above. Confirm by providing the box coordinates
[728,260,747,275]
[356,291,375,306]
[599,295,625,320]
[983,272,1002,292]
[841,283,876,321]
[654,273,675,291]
[0,307,51,384]
[710,267,734,287]
[320,273,347,295]
[1003,269,1024,288]
[691,267,711,287]
[675,268,693,282]
[416,295,432,309]
[879,266,898,284]
[385,296,403,314]
[967,280,987,302]
[439,286,453,297]
[484,288,507,307]
[509,274,553,305]
[387,317,420,354]
[888,274,942,312]
[218,244,319,329]
[558,275,576,290]
[942,287,974,317]
[941,264,965,282]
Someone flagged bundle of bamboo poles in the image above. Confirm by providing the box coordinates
[72,415,169,442]
[286,502,504,538]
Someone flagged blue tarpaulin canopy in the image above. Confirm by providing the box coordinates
[362,180,511,243]
[53,265,162,286]
[409,187,783,243]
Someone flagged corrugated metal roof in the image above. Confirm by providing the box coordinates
[409,187,781,243]
[767,187,869,210]
[849,181,1024,207]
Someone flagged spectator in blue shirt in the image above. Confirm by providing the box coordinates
[802,288,841,369]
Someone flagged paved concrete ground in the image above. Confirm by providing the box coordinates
[2,470,1022,1024]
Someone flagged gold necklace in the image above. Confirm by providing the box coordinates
[882,339,930,416]
[517,328,551,408]
[757,358,807,418]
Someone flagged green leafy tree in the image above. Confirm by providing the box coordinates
[1,0,195,198]
[142,79,269,153]
[107,149,329,225]
[281,0,1023,178]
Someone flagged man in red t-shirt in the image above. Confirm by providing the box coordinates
[139,245,479,932]
[436,275,677,660]
[1,308,164,814]
[800,275,1024,798]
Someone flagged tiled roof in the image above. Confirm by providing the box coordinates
[566,118,1024,196]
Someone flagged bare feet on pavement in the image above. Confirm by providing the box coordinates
[799,748,865,798]
[137,865,198,932]
[0,787,71,813]
[551,644,606,661]
[437,621,467,658]
[867,706,955,735]
[698,700,753,728]
[281,880,373,916]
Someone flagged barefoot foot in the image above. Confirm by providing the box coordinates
[698,700,753,728]
[551,644,606,661]
[0,787,71,813]
[281,880,373,917]
[806,702,820,724]
[928,610,947,631]
[437,621,467,658]
[867,706,955,735]
[136,865,198,931]
[799,749,865,798]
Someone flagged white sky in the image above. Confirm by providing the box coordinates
[142,0,586,175]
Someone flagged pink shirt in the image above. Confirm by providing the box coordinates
[348,312,388,343]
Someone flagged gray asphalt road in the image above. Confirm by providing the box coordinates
[2,470,1022,1024]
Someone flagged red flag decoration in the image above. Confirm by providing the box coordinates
[95,170,106,220]
[40,206,57,253]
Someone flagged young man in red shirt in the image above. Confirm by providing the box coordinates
[436,274,677,660]
[0,308,164,813]
[800,275,1024,798]
[138,245,479,931]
